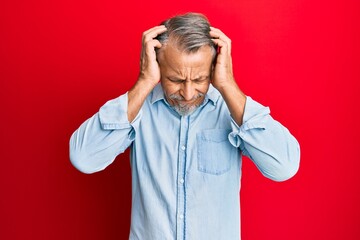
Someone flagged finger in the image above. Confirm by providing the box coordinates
[143,25,167,35]
[142,39,162,57]
[209,27,231,50]
[212,38,231,55]
[212,38,226,55]
[146,39,162,51]
[209,27,227,38]
[142,25,167,42]
[211,39,233,73]
[210,29,231,42]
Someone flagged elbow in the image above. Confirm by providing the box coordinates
[69,149,97,174]
[270,158,300,182]
[69,130,101,174]
[269,144,301,182]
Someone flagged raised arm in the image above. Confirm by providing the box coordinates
[210,27,300,181]
[210,27,247,126]
[69,26,167,173]
[128,25,167,121]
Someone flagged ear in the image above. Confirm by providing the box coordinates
[156,47,165,65]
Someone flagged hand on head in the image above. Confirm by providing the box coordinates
[138,25,167,87]
[209,27,235,90]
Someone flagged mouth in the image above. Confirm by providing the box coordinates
[178,99,197,105]
[174,97,205,109]
[168,93,205,106]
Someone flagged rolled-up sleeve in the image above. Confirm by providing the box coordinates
[69,92,141,174]
[228,96,300,181]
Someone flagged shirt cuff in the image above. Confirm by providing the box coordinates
[99,92,142,132]
[228,96,270,147]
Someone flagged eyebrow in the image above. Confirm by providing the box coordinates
[168,76,209,81]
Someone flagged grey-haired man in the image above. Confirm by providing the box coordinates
[70,12,300,240]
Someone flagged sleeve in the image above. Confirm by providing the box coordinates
[69,92,142,174]
[228,96,300,181]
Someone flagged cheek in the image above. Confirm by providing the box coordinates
[198,83,210,94]
[161,81,180,96]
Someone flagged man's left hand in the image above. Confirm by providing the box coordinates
[210,27,236,91]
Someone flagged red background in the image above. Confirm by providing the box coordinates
[1,0,359,239]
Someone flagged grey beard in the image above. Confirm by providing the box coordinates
[168,93,204,116]
[171,103,200,116]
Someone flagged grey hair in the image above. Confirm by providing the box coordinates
[156,13,217,59]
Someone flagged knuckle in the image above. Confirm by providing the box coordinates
[142,31,152,39]
[143,36,150,43]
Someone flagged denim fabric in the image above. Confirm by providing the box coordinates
[70,84,300,240]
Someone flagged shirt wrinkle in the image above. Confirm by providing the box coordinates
[69,84,300,240]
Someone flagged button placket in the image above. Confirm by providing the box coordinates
[176,116,189,240]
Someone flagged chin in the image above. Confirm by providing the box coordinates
[172,103,200,116]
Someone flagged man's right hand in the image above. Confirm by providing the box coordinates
[138,25,167,87]
[127,25,167,122]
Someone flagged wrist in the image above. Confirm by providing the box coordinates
[136,76,159,92]
[214,78,237,95]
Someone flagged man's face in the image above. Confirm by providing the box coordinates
[157,44,213,116]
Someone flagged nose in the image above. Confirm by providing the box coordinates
[181,81,196,101]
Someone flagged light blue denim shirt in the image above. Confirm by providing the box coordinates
[70,84,300,240]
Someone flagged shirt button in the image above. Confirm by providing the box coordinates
[181,145,186,151]
[179,178,184,184]
[179,214,184,219]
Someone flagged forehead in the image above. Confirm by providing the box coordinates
[158,44,213,76]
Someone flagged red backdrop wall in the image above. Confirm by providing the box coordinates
[1,0,359,239]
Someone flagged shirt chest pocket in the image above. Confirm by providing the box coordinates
[197,129,237,175]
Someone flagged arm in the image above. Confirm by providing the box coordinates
[69,26,167,173]
[69,93,137,174]
[210,27,246,126]
[210,27,300,181]
[228,97,300,181]
[128,25,167,121]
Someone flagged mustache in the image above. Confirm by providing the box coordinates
[168,93,205,101]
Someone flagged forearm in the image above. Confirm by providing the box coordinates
[128,78,157,122]
[70,93,137,174]
[244,118,300,181]
[216,80,247,126]
[228,97,300,181]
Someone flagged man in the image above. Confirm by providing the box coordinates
[70,13,300,240]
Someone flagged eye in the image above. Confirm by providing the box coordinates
[193,77,209,84]
[168,78,184,84]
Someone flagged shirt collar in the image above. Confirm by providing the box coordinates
[150,83,220,106]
